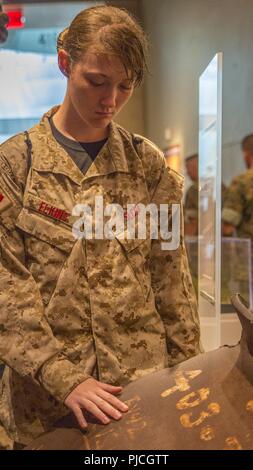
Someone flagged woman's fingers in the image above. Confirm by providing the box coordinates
[80,398,111,425]
[91,393,125,420]
[96,388,129,413]
[65,379,129,428]
[98,382,123,394]
[71,405,88,429]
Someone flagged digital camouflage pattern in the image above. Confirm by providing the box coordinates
[0,107,201,448]
[222,169,253,240]
[184,182,198,226]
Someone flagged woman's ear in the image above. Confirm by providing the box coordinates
[58,49,71,78]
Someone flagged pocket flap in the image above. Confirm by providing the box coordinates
[15,208,75,253]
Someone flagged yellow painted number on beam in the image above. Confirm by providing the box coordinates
[161,370,202,398]
[176,388,210,410]
[180,402,220,428]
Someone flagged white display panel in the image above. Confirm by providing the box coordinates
[0,2,104,142]
[0,46,65,120]
[198,53,223,351]
[0,27,65,143]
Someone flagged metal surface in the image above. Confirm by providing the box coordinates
[25,302,253,450]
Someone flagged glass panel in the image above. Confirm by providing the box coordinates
[198,53,223,351]
[187,237,252,308]
[185,237,198,297]
[221,237,252,308]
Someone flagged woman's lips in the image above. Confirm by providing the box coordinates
[95,112,114,117]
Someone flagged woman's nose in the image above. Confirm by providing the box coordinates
[100,87,117,109]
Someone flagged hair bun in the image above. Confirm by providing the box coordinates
[0,12,8,44]
[0,12,8,27]
[57,27,69,52]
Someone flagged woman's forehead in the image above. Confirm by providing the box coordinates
[78,52,131,80]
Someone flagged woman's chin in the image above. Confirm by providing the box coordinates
[91,116,113,127]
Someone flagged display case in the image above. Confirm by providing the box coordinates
[186,236,252,308]
[221,237,252,308]
[198,53,223,351]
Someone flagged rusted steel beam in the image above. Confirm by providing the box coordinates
[25,295,253,450]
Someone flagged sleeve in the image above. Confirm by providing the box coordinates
[149,160,202,365]
[221,176,244,227]
[0,146,90,403]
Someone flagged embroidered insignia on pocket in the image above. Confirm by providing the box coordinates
[0,191,12,213]
[38,200,70,223]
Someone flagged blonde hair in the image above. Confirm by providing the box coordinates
[57,5,149,87]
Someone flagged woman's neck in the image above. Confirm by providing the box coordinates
[52,99,109,143]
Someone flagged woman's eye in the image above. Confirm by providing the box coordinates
[89,80,105,87]
[120,85,132,91]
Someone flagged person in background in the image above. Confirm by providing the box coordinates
[184,153,199,236]
[222,134,253,240]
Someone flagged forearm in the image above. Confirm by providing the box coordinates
[37,354,91,403]
[222,222,236,236]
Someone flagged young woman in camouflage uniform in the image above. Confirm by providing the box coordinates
[0,5,201,449]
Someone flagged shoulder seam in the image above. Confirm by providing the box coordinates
[133,133,163,155]
[0,131,26,149]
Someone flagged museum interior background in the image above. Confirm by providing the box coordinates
[1,0,253,351]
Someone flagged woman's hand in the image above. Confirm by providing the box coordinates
[64,377,129,428]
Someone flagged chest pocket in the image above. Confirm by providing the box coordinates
[15,207,75,254]
[15,206,76,306]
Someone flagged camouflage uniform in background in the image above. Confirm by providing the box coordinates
[185,182,227,230]
[184,182,199,294]
[0,107,201,448]
[184,182,199,230]
[221,172,253,303]
[222,170,253,240]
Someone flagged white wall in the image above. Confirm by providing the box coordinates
[141,0,253,185]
